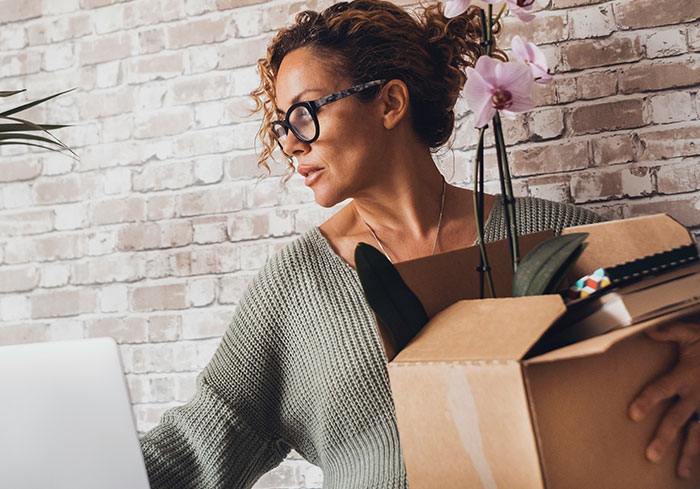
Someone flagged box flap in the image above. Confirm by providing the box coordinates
[391,295,566,363]
[394,230,553,319]
[563,214,694,279]
[525,301,700,364]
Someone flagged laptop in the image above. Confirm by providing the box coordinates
[0,337,151,489]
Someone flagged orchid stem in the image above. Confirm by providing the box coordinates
[473,127,496,298]
[493,112,520,271]
[493,3,507,26]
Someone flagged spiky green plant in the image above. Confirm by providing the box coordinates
[0,88,76,157]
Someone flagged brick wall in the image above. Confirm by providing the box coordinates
[0,0,698,487]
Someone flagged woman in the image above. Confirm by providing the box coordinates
[140,1,700,487]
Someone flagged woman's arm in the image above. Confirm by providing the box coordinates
[139,270,293,489]
[628,315,700,479]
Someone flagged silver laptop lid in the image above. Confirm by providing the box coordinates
[0,337,151,489]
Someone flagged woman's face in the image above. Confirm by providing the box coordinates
[274,47,387,208]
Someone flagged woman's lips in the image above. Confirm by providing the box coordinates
[305,168,323,186]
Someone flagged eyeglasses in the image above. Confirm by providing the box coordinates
[270,79,385,152]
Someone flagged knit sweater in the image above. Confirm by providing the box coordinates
[139,197,603,489]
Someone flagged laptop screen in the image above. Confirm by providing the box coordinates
[0,337,151,489]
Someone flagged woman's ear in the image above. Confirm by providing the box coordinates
[379,79,410,130]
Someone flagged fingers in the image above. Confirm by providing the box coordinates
[629,369,684,422]
[678,417,700,479]
[646,399,697,463]
[646,321,700,345]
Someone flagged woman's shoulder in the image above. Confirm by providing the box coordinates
[484,195,605,241]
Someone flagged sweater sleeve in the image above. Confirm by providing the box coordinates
[139,264,293,489]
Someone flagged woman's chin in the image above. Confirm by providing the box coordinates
[312,188,342,209]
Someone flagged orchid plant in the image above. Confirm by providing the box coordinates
[440,0,581,299]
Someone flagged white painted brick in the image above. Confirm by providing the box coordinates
[0,295,30,321]
[650,91,695,124]
[103,167,133,194]
[690,24,700,51]
[122,0,163,29]
[194,101,225,128]
[622,166,653,197]
[219,272,256,305]
[41,0,80,15]
[42,43,75,71]
[195,155,224,184]
[133,403,177,433]
[253,461,301,488]
[223,96,260,124]
[193,217,228,244]
[195,338,220,368]
[175,128,238,157]
[94,4,125,34]
[127,342,199,374]
[2,183,33,209]
[229,65,260,96]
[185,45,219,74]
[528,108,565,140]
[139,140,173,162]
[147,314,181,342]
[134,107,193,139]
[48,319,84,341]
[0,323,48,346]
[568,5,615,39]
[175,372,197,401]
[213,243,239,273]
[184,0,216,16]
[96,60,122,88]
[186,277,217,307]
[0,25,27,49]
[40,264,71,288]
[238,241,269,270]
[180,308,232,339]
[100,284,129,312]
[54,202,88,230]
[102,114,134,143]
[0,50,40,77]
[645,28,687,58]
[41,153,74,176]
[136,83,168,110]
[88,229,118,256]
[232,8,263,37]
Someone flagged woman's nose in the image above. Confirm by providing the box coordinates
[281,130,310,156]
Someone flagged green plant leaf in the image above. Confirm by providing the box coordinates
[0,123,67,132]
[355,242,429,352]
[0,90,26,97]
[0,132,67,146]
[513,233,589,297]
[0,115,77,158]
[0,141,66,153]
[0,87,75,117]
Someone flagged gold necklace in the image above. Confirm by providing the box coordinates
[360,177,446,264]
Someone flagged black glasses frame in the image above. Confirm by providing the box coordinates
[270,79,385,148]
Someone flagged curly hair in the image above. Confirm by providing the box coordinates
[250,0,506,182]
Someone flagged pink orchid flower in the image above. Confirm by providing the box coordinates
[465,55,535,128]
[505,0,536,22]
[510,35,552,84]
[440,0,471,18]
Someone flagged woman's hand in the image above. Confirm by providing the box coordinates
[628,317,700,479]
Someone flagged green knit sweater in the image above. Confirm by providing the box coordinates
[139,197,603,489]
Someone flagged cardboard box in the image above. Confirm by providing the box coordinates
[388,214,700,489]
